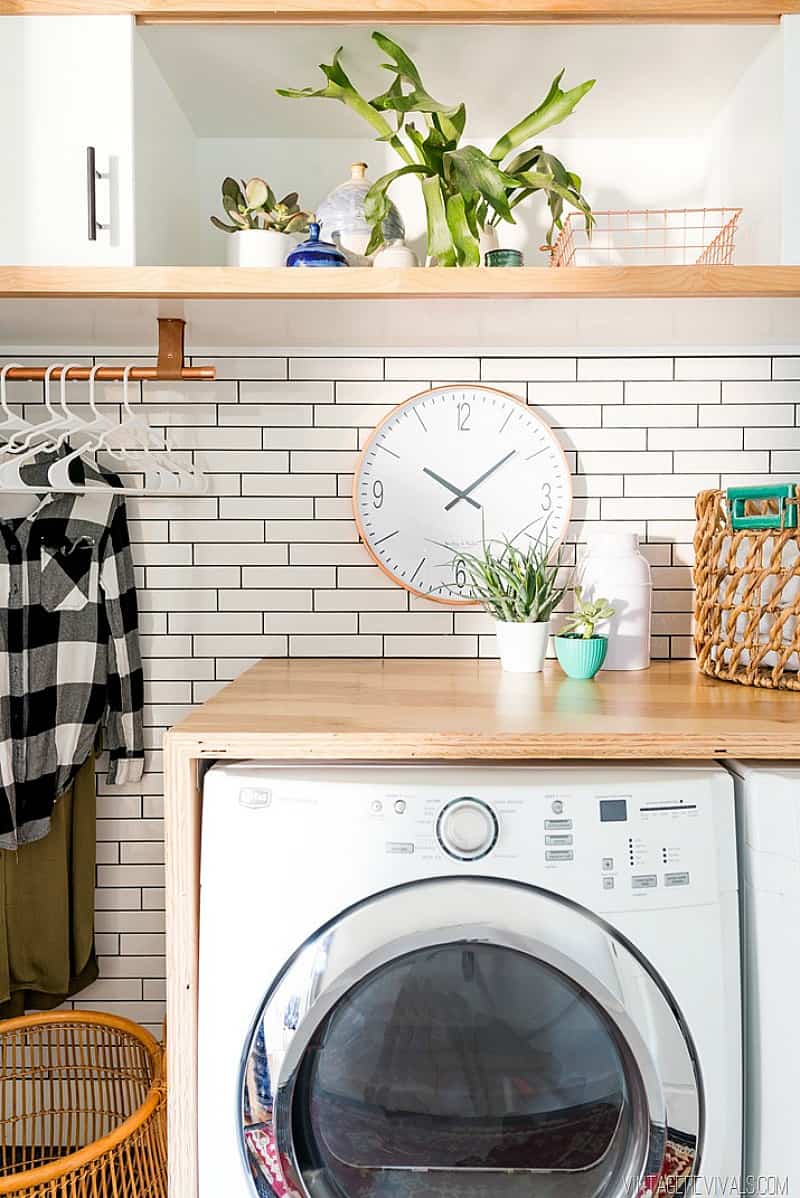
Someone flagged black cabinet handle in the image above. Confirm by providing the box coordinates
[86,146,108,241]
[86,146,97,241]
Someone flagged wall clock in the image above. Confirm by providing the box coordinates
[353,385,573,605]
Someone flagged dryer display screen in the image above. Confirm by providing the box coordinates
[599,799,628,823]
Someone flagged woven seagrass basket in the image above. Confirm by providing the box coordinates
[694,488,800,691]
[0,1011,166,1198]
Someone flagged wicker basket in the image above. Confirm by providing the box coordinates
[694,488,800,691]
[0,1012,166,1198]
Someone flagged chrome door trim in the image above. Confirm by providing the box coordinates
[241,877,702,1198]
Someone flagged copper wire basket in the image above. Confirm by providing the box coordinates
[548,207,742,267]
[0,1012,166,1198]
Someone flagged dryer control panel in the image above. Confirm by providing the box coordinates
[373,774,721,909]
[211,763,737,915]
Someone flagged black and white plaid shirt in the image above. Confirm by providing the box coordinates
[0,454,143,849]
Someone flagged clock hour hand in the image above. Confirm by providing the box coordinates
[422,466,481,510]
[444,450,517,511]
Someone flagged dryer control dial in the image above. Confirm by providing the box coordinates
[437,798,498,861]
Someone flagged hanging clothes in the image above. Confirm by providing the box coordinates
[0,752,98,1017]
[0,450,144,849]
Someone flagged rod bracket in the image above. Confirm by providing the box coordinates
[156,318,188,381]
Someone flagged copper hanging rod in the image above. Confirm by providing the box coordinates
[3,365,216,382]
[5,318,216,384]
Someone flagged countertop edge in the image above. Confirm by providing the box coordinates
[162,729,800,760]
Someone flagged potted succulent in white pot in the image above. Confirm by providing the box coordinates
[453,537,569,673]
[554,587,616,680]
[211,177,313,266]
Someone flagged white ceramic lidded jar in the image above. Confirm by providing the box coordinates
[316,162,405,265]
[578,530,652,670]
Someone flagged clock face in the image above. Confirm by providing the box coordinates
[353,385,573,605]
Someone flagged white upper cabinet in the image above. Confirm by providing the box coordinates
[0,16,135,266]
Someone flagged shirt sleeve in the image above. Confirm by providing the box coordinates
[99,496,144,785]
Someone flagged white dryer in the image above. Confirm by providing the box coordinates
[727,761,799,1196]
[198,764,741,1198]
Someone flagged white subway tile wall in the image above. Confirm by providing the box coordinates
[9,349,795,1033]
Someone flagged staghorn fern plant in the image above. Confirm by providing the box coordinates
[278,32,594,266]
[211,177,313,235]
[452,536,570,623]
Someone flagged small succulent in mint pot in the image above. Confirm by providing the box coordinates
[554,586,615,679]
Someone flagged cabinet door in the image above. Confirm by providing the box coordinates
[0,16,135,266]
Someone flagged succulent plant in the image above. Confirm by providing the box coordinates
[559,586,615,639]
[210,177,313,235]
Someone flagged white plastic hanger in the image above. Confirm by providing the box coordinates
[96,365,182,493]
[0,365,71,490]
[0,362,206,498]
[5,364,81,454]
[46,364,116,490]
[0,364,31,443]
[106,365,203,495]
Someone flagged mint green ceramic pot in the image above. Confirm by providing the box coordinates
[554,635,608,679]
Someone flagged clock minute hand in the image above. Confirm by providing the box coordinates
[422,466,481,510]
[444,450,517,511]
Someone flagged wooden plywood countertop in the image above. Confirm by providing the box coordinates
[166,657,800,759]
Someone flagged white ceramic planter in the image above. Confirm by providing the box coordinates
[226,229,294,267]
[494,620,550,673]
[479,226,500,261]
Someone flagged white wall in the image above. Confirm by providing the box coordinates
[134,32,197,268]
[704,31,783,265]
[782,15,800,264]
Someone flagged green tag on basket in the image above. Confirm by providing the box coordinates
[727,484,799,530]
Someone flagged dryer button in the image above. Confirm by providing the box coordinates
[665,871,690,887]
[632,874,658,890]
[544,819,573,831]
[437,798,499,861]
[545,850,574,862]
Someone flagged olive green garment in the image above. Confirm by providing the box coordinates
[0,754,98,1018]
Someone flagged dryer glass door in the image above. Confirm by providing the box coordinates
[294,942,644,1198]
[240,879,698,1198]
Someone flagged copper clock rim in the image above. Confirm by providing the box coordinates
[352,384,574,608]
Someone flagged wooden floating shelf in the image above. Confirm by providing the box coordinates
[2,265,800,301]
[4,0,800,21]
